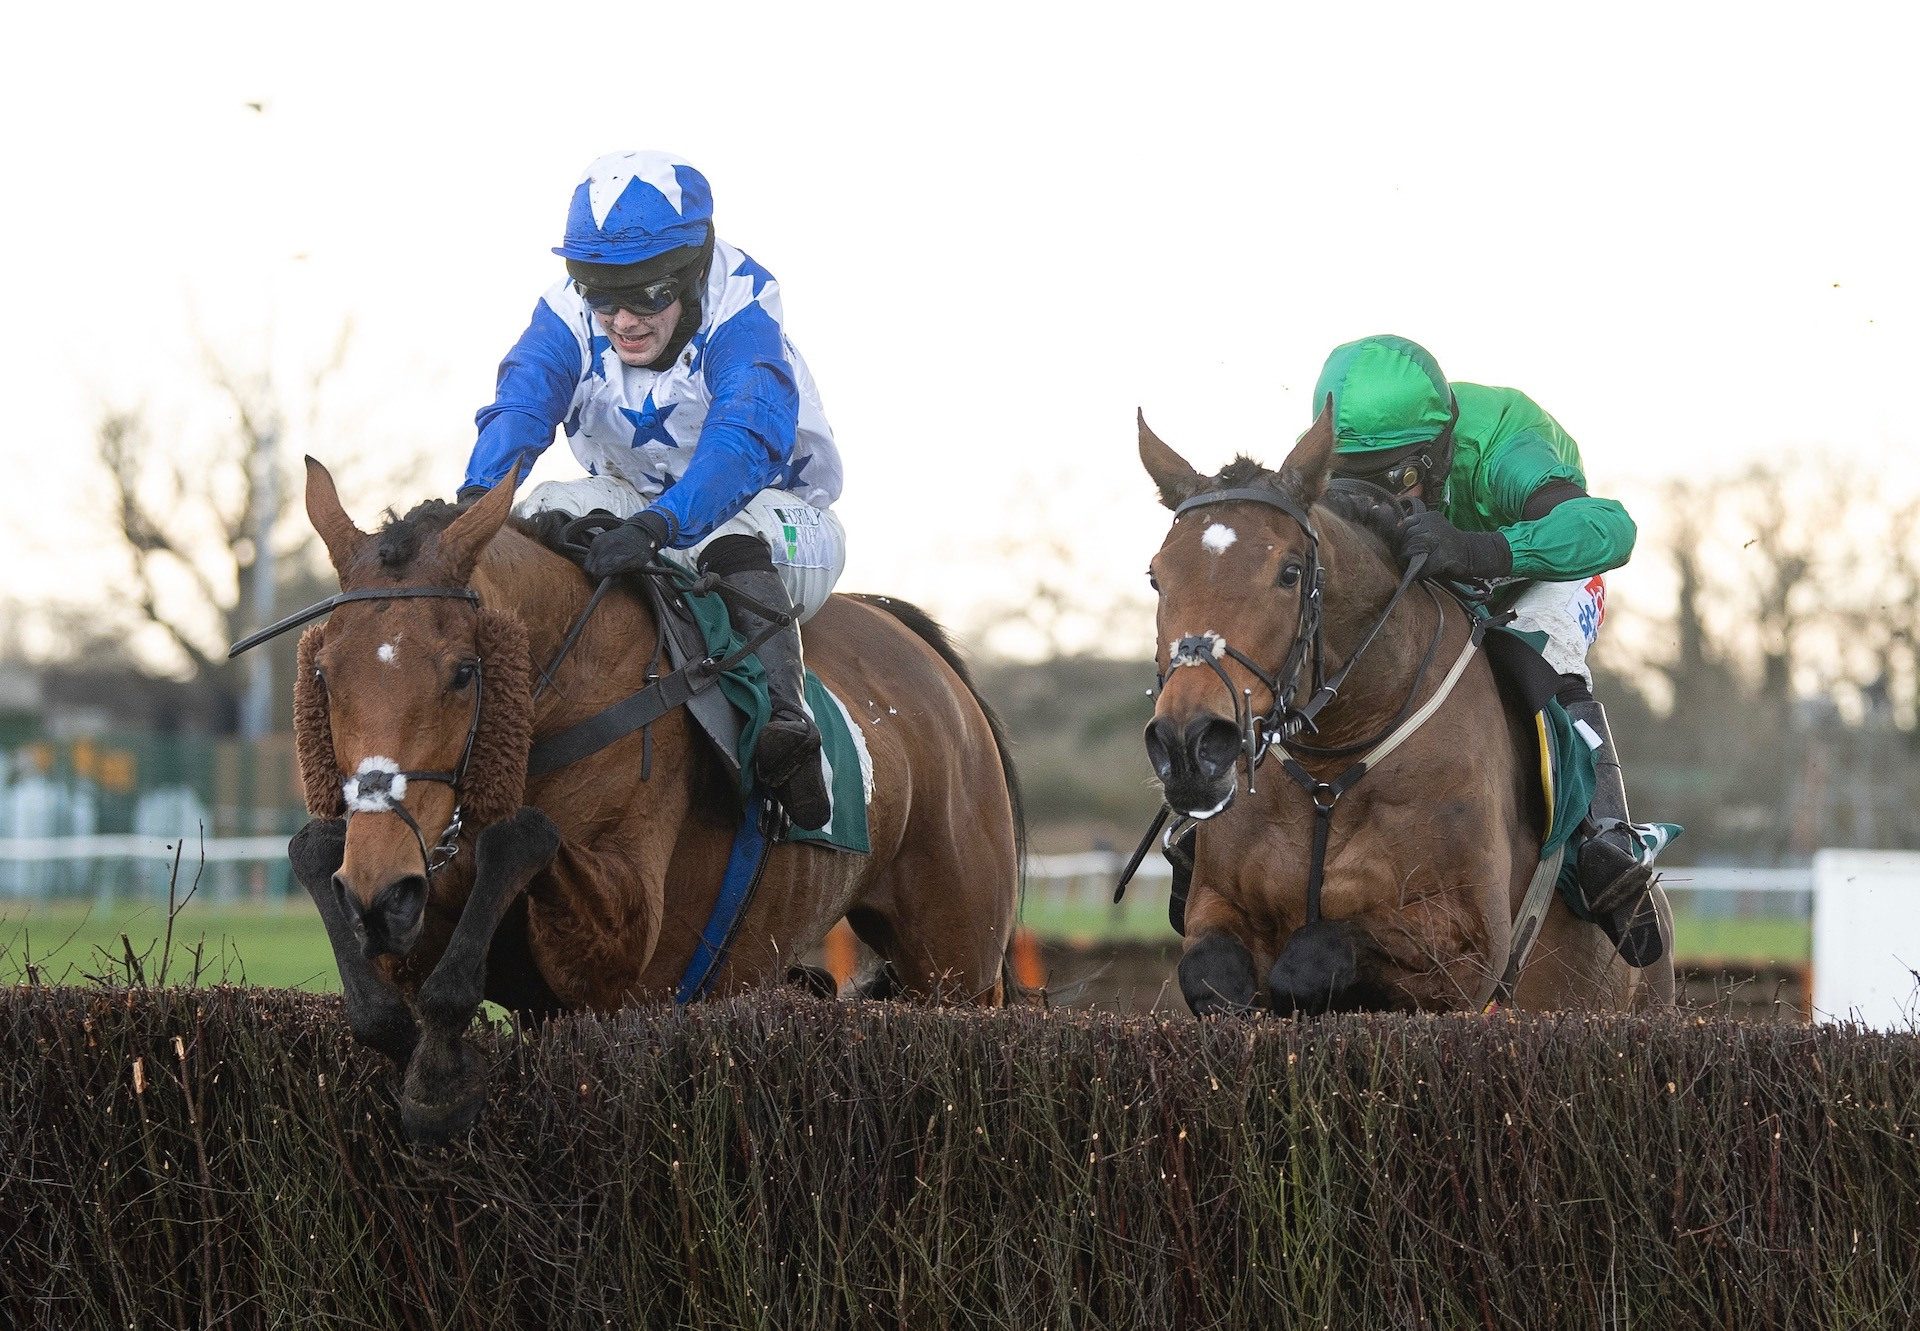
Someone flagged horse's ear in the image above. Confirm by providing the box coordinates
[1139,410,1204,510]
[1276,395,1336,504]
[436,474,517,581]
[304,456,368,576]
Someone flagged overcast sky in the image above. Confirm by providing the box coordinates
[3,0,1914,662]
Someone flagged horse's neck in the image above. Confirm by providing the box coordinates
[471,528,659,716]
[1301,524,1447,751]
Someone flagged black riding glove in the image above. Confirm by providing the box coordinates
[583,509,673,580]
[1397,511,1513,581]
[455,484,488,505]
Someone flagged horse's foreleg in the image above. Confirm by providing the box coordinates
[288,818,419,1065]
[400,808,560,1145]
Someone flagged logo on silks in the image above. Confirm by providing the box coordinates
[772,506,816,564]
[1577,575,1607,646]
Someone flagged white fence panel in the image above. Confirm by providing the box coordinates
[1812,849,1920,1029]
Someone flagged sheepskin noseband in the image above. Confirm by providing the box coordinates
[292,609,533,831]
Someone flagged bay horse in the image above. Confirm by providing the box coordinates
[1138,407,1673,1015]
[275,462,1021,1141]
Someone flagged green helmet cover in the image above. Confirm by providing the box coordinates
[1313,334,1454,455]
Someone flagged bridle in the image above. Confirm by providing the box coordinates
[233,584,488,882]
[1155,484,1430,789]
[227,524,796,883]
[1119,479,1485,930]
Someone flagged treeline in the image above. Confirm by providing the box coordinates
[4,986,1916,1329]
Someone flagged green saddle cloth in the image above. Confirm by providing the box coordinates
[675,577,872,855]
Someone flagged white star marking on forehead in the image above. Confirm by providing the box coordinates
[1201,523,1238,554]
[377,643,397,665]
[587,150,686,227]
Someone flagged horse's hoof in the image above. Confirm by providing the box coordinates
[1267,920,1366,1016]
[1179,933,1259,1017]
[400,1034,487,1146]
[400,1088,486,1147]
[785,964,839,999]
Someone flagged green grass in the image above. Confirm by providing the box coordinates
[1018,896,1812,965]
[0,890,1812,998]
[0,898,339,991]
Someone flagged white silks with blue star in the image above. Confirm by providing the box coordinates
[465,156,841,548]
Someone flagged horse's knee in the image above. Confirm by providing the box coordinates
[1180,932,1259,1016]
[476,807,561,878]
[1267,920,1379,1015]
[288,818,347,892]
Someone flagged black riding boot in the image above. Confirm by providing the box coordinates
[698,536,831,831]
[1567,697,1666,968]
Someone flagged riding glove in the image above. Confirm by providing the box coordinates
[1397,511,1512,581]
[455,484,488,505]
[583,509,674,579]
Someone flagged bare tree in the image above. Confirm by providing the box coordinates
[82,323,434,730]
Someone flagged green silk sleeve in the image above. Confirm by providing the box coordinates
[1476,432,1636,580]
[1501,497,1637,580]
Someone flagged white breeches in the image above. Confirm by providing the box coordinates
[1505,575,1607,689]
[514,477,847,623]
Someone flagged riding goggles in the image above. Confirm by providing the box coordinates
[575,274,687,317]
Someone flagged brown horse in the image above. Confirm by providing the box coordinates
[1137,408,1673,1016]
[281,463,1021,1141]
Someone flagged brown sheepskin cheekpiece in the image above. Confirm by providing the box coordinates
[293,625,346,818]
[462,610,534,828]
[290,612,535,829]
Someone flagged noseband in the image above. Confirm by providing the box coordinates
[231,584,486,882]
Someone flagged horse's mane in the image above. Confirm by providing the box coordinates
[372,499,463,572]
[372,499,554,574]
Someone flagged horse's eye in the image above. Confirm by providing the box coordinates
[1278,562,1303,589]
[449,660,478,691]
[1146,568,1160,592]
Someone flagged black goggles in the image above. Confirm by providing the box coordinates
[575,274,686,317]
[1335,449,1431,496]
[1331,397,1460,497]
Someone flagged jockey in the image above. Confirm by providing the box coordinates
[1312,333,1668,967]
[459,150,845,830]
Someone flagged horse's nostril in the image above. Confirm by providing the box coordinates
[1143,718,1179,780]
[1190,717,1242,779]
[360,874,429,958]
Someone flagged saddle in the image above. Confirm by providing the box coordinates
[526,509,870,854]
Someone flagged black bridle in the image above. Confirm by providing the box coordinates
[1157,485,1429,782]
[228,532,796,879]
[232,584,488,882]
[1117,482,1443,918]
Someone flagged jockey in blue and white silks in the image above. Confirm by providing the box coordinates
[459,150,844,829]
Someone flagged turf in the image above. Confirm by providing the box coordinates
[0,891,1812,998]
[0,899,339,992]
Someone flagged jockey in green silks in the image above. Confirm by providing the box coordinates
[1314,333,1668,968]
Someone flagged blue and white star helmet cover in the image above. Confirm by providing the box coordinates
[553,150,713,264]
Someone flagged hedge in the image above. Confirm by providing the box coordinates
[3,986,1917,1329]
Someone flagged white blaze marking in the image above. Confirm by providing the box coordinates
[377,643,397,665]
[1201,523,1238,554]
